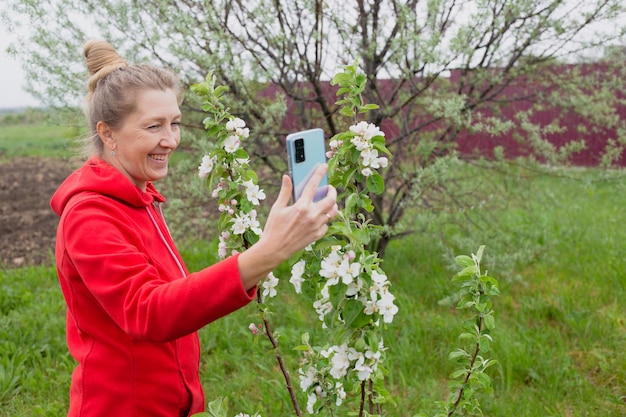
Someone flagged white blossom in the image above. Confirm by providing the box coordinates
[350,134,370,151]
[319,250,343,286]
[211,182,223,198]
[320,346,333,358]
[290,259,306,293]
[338,259,361,286]
[248,323,259,335]
[371,269,387,284]
[226,117,246,131]
[299,366,317,391]
[335,382,346,406]
[361,148,378,167]
[247,209,262,235]
[261,272,279,298]
[345,277,363,297]
[369,269,388,299]
[329,344,352,379]
[217,234,228,258]
[231,210,262,235]
[313,298,333,323]
[350,121,385,141]
[377,289,399,323]
[320,247,361,288]
[329,139,341,151]
[364,298,377,315]
[243,179,266,205]
[306,392,317,414]
[223,135,240,153]
[236,126,250,138]
[231,214,247,235]
[197,155,214,179]
[353,352,373,381]
[376,156,389,168]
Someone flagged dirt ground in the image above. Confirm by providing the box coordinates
[0,157,72,267]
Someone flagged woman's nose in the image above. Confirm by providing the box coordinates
[161,128,180,148]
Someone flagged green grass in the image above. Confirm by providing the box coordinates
[0,123,79,160]
[3,167,625,417]
[0,108,83,161]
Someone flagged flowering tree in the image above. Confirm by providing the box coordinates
[191,62,398,416]
[190,66,500,417]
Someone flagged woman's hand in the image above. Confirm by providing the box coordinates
[237,164,338,289]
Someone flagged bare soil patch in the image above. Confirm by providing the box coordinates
[0,157,72,267]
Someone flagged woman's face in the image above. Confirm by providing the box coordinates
[104,88,181,190]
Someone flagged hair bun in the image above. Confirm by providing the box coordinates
[83,40,128,93]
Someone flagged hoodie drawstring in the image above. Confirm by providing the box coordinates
[145,205,186,279]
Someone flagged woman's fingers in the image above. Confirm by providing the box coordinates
[314,184,338,222]
[274,175,293,209]
[297,164,329,203]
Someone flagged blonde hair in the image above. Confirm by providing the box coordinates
[81,40,183,157]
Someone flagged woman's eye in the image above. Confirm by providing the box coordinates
[148,124,160,130]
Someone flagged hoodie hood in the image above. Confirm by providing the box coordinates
[51,156,166,216]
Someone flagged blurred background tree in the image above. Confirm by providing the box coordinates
[3,0,626,270]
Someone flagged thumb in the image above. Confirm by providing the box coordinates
[273,175,293,208]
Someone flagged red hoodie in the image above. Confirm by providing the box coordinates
[50,156,256,417]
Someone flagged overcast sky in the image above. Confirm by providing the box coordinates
[1,3,623,111]
[0,26,40,110]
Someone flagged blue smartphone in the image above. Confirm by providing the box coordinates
[286,128,329,202]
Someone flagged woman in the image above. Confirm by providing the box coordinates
[50,40,338,417]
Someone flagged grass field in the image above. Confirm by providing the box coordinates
[1,119,625,416]
[0,115,80,160]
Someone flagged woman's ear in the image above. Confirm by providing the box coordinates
[96,121,116,151]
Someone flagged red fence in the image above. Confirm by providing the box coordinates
[267,63,626,167]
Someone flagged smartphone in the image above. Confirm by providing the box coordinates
[286,128,329,202]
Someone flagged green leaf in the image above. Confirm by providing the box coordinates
[475,245,486,263]
[203,397,229,417]
[483,359,499,370]
[243,230,260,245]
[372,140,392,157]
[328,284,345,309]
[456,299,476,309]
[483,314,496,330]
[340,107,355,117]
[344,191,360,213]
[478,335,492,352]
[343,298,371,328]
[361,103,380,111]
[450,368,468,379]
[448,349,470,360]
[360,195,375,213]
[366,171,385,195]
[233,148,249,160]
[473,372,492,390]
[341,166,358,189]
[331,73,352,86]
[455,255,474,268]
[455,265,478,278]
[459,332,475,341]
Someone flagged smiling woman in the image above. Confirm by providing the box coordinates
[48,39,338,417]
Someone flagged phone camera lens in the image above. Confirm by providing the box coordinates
[295,138,305,163]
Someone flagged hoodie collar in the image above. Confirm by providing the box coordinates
[51,156,166,216]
